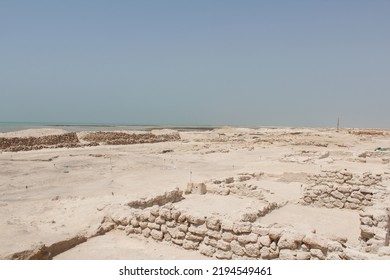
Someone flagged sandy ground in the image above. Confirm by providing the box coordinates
[1,127,390,259]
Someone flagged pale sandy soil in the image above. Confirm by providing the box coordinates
[1,127,390,259]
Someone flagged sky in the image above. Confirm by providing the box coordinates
[1,0,389,128]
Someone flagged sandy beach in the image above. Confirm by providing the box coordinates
[1,127,389,260]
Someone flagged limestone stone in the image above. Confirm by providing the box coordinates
[258,235,271,247]
[279,249,296,260]
[167,227,185,239]
[215,249,232,260]
[268,227,284,241]
[310,249,325,260]
[186,232,204,242]
[360,225,376,240]
[245,243,260,257]
[187,214,206,225]
[182,240,199,250]
[172,238,184,246]
[303,233,328,251]
[207,230,222,239]
[133,227,142,234]
[327,241,343,252]
[151,229,163,240]
[204,236,218,247]
[155,217,166,225]
[251,225,269,236]
[159,208,172,220]
[330,190,344,200]
[188,225,208,235]
[217,240,231,251]
[378,247,390,257]
[233,222,252,234]
[277,232,305,250]
[237,233,258,244]
[142,228,151,238]
[222,232,235,242]
[221,220,234,231]
[139,222,148,229]
[171,209,181,220]
[178,224,188,233]
[166,220,177,228]
[231,240,245,256]
[337,185,352,193]
[160,224,168,233]
[206,216,221,230]
[199,244,215,257]
[130,218,139,227]
[147,223,160,230]
[296,251,311,260]
[333,200,344,208]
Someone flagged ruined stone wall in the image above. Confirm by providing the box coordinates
[359,207,390,253]
[105,203,349,260]
[0,133,81,152]
[81,132,180,145]
[301,170,382,210]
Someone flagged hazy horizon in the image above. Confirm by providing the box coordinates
[1,1,389,128]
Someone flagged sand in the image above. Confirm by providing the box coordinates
[1,127,390,259]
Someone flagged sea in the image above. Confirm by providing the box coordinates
[0,122,221,133]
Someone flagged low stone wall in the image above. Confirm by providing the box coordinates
[104,201,349,260]
[359,207,390,253]
[301,170,382,210]
[127,189,184,209]
[206,173,265,199]
[0,133,81,152]
[81,132,180,145]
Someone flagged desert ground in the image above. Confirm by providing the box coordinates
[0,127,389,260]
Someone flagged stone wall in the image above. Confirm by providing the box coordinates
[0,133,81,152]
[301,170,382,210]
[127,189,184,209]
[359,207,390,253]
[81,132,180,145]
[105,203,351,260]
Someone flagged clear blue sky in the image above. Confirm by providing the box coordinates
[1,0,389,127]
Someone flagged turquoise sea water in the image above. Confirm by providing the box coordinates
[0,122,220,133]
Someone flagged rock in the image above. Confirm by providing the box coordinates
[199,244,215,257]
[159,208,172,220]
[296,251,311,260]
[172,238,184,246]
[188,225,208,235]
[217,240,231,251]
[225,177,234,184]
[279,249,296,260]
[204,236,218,247]
[278,232,305,250]
[258,235,271,247]
[237,233,258,244]
[215,249,232,260]
[378,247,390,257]
[147,223,160,230]
[178,224,188,233]
[327,240,343,252]
[221,220,234,231]
[251,225,269,236]
[142,228,151,238]
[187,214,206,225]
[231,240,245,256]
[303,233,328,251]
[151,229,163,240]
[333,200,344,208]
[310,249,325,260]
[245,243,260,257]
[155,217,166,225]
[330,190,344,200]
[182,240,199,250]
[186,232,204,242]
[360,225,375,240]
[269,227,284,241]
[186,182,207,195]
[207,230,222,239]
[139,222,148,229]
[206,216,221,230]
[233,222,252,234]
[167,228,185,239]
[222,232,235,242]
[337,186,351,193]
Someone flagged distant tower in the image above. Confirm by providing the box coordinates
[336,117,340,132]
